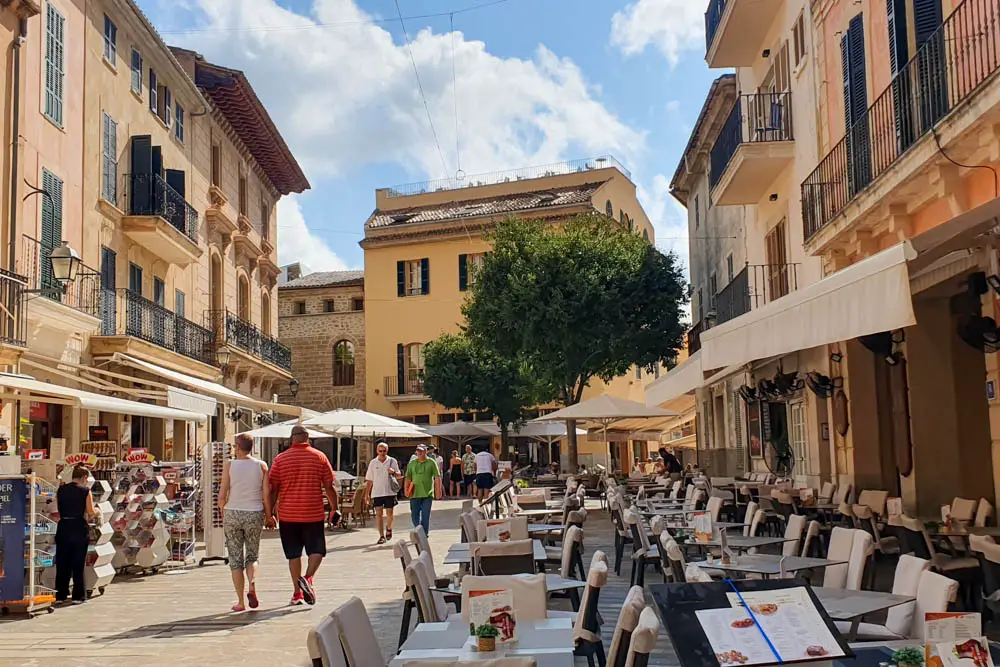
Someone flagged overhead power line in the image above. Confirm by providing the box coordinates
[158,0,513,35]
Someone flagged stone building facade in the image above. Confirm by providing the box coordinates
[278,266,366,413]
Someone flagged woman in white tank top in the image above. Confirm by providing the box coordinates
[218,434,271,612]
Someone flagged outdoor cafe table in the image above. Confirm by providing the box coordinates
[693,554,847,580]
[527,523,565,535]
[812,587,914,641]
[391,617,574,666]
[443,539,548,565]
[514,508,565,519]
[431,573,585,599]
[926,524,1000,538]
[683,535,793,552]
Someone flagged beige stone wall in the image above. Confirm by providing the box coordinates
[278,283,365,412]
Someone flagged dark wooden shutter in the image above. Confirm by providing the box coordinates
[420,258,429,295]
[130,135,152,215]
[913,0,947,129]
[887,0,913,154]
[151,146,163,179]
[149,69,157,114]
[913,0,943,45]
[100,247,116,335]
[397,261,405,297]
[842,15,871,196]
[40,169,63,292]
[396,343,405,396]
[165,169,185,197]
[458,254,468,291]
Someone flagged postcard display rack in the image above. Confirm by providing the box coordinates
[650,580,853,667]
[39,477,116,597]
[199,442,229,566]
[109,464,170,572]
[158,461,197,565]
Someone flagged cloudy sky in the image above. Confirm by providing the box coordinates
[138,0,715,272]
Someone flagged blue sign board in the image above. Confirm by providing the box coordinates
[0,478,26,602]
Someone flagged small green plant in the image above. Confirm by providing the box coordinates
[892,647,924,666]
[515,479,529,489]
[474,624,500,639]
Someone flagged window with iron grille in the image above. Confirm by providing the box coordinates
[130,49,142,94]
[101,112,117,204]
[103,14,117,65]
[333,340,355,386]
[44,3,65,126]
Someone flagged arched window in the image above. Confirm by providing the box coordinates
[261,291,272,336]
[642,229,649,242]
[237,273,250,321]
[605,200,613,217]
[619,209,625,224]
[404,342,425,394]
[333,340,355,386]
[628,215,634,232]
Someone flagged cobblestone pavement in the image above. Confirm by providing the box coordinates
[0,498,679,666]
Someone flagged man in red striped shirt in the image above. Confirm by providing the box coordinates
[268,425,339,606]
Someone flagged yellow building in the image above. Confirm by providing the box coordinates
[361,157,665,468]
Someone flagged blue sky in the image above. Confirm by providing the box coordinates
[138,0,716,272]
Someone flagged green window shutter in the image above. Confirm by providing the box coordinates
[397,260,405,297]
[458,254,468,291]
[396,344,405,395]
[102,112,117,204]
[420,258,430,295]
[44,3,65,126]
[40,169,63,293]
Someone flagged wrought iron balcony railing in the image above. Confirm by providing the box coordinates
[802,0,1000,241]
[127,173,199,243]
[207,310,292,372]
[383,370,425,397]
[0,268,27,348]
[705,0,726,54]
[102,289,216,366]
[19,235,101,319]
[714,263,799,325]
[710,92,794,190]
[688,319,704,355]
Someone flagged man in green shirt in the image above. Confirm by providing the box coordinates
[405,444,441,535]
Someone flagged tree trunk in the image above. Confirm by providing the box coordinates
[500,422,509,458]
[566,418,579,471]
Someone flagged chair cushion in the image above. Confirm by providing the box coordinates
[933,555,980,571]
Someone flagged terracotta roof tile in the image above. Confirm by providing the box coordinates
[280,270,364,289]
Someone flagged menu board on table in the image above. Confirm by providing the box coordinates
[692,511,713,544]
[468,589,517,643]
[694,587,846,666]
[484,520,511,542]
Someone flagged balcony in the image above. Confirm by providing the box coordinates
[688,320,704,355]
[94,289,216,367]
[19,235,101,333]
[122,173,202,266]
[710,93,794,206]
[714,263,799,325]
[802,0,1000,244]
[0,268,28,362]
[208,310,291,373]
[705,0,784,68]
[383,370,427,400]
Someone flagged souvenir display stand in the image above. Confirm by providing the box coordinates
[109,463,169,573]
[79,441,120,482]
[40,477,116,598]
[199,442,229,567]
[0,474,56,616]
[158,461,197,565]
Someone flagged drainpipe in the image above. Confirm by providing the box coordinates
[7,17,26,272]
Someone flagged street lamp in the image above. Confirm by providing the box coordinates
[289,377,299,398]
[49,241,82,283]
[216,345,231,371]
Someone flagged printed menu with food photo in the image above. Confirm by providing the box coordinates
[485,520,512,543]
[468,589,517,643]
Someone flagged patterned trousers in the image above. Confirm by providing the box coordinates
[224,509,264,570]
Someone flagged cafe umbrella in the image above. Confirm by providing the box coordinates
[303,409,429,470]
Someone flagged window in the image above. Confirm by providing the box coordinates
[211,144,222,187]
[44,3,65,126]
[792,11,807,66]
[727,254,734,283]
[149,69,158,114]
[259,199,269,239]
[40,169,63,292]
[790,402,809,475]
[129,263,143,295]
[458,253,485,291]
[398,258,429,296]
[605,200,613,217]
[696,287,703,322]
[238,173,248,216]
[103,14,117,65]
[101,112,117,204]
[261,292,271,335]
[130,49,142,94]
[159,86,172,127]
[153,277,165,307]
[333,340,355,386]
[174,289,185,317]
[174,102,184,142]
[404,342,425,393]
[635,366,642,380]
[643,229,649,242]
[294,301,306,315]
[694,195,700,229]
[765,219,790,299]
[709,272,717,310]
[352,297,364,311]
[324,300,335,313]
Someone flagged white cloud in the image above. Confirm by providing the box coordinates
[637,174,689,276]
[276,197,351,271]
[610,0,705,65]
[171,0,645,182]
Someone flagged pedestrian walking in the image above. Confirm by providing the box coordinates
[364,442,402,545]
[218,433,270,612]
[474,447,498,501]
[405,444,441,535]
[448,450,463,498]
[267,425,339,606]
[54,466,98,604]
[461,444,477,497]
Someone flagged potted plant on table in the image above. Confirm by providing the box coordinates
[892,646,924,667]
[474,623,500,652]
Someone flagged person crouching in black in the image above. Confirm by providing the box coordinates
[55,466,98,604]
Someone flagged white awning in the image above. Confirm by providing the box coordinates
[644,351,703,407]
[114,354,304,416]
[701,243,917,369]
[0,374,206,423]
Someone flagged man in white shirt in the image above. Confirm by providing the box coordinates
[365,442,402,545]
[474,449,498,500]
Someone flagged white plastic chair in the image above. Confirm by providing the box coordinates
[782,514,807,557]
[307,614,348,667]
[706,496,723,523]
[742,501,759,537]
[976,498,994,528]
[822,527,854,589]
[836,554,930,640]
[846,529,874,590]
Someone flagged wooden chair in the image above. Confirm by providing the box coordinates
[623,607,660,667]
[469,539,535,575]
[339,487,369,527]
[307,614,348,667]
[573,551,608,667]
[330,596,388,667]
[476,516,529,541]
[976,498,994,528]
[606,586,645,667]
[835,554,929,641]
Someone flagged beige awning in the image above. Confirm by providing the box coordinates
[644,351,703,406]
[700,242,917,369]
[0,373,206,423]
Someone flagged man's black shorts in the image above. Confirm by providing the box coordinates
[372,495,398,509]
[463,474,476,488]
[278,521,327,560]
[476,472,495,490]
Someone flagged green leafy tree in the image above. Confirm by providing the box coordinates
[423,333,551,453]
[463,214,687,468]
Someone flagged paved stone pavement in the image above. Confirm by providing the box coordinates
[0,498,679,666]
